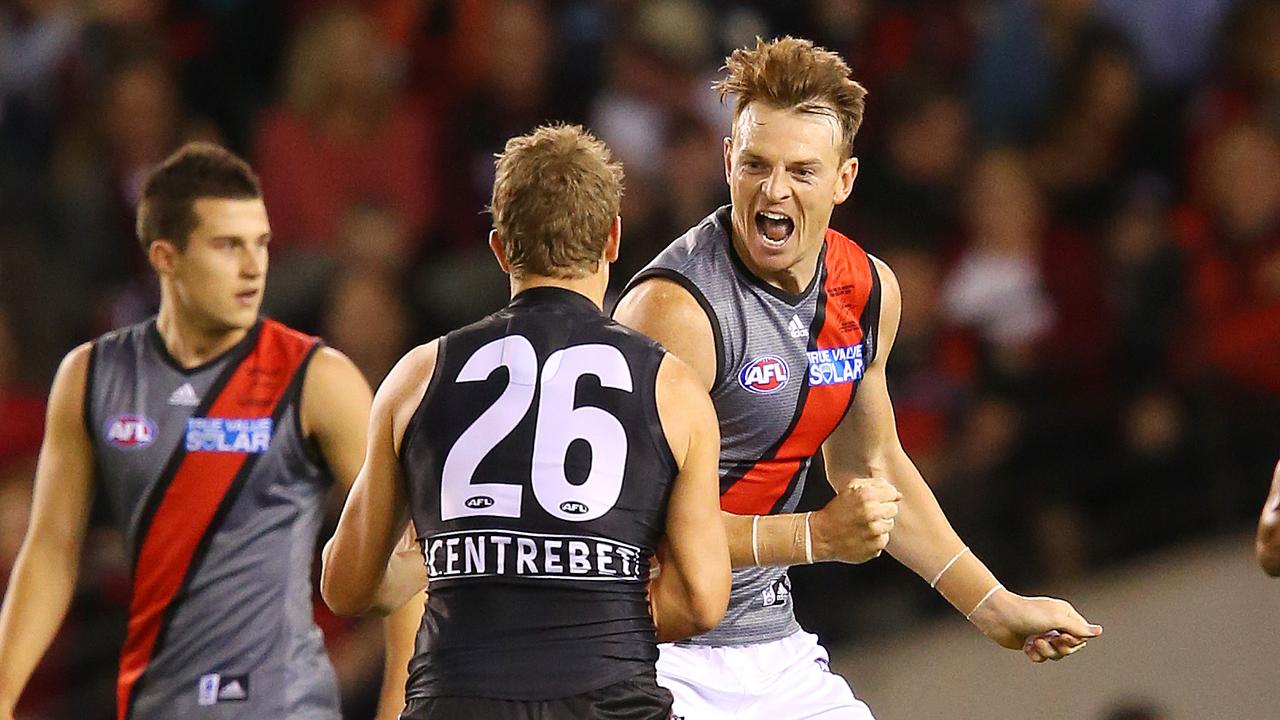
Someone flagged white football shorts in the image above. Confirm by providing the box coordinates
[656,630,875,719]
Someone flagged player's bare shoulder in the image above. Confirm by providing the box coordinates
[615,278,716,390]
[49,341,94,418]
[378,340,442,449]
[300,346,373,433]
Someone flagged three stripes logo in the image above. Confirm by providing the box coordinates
[788,314,807,339]
[168,383,200,407]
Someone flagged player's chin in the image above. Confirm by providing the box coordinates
[746,239,798,273]
[219,306,261,330]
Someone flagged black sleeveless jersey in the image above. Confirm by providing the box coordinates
[399,286,678,701]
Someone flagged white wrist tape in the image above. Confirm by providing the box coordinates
[751,514,761,566]
[965,583,1004,620]
[803,512,814,564]
[930,546,970,588]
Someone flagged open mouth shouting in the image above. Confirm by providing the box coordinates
[755,210,795,248]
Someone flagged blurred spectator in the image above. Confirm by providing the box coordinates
[1031,26,1145,231]
[321,270,412,385]
[438,0,560,251]
[590,0,714,178]
[1190,0,1280,150]
[254,3,437,254]
[972,0,1106,145]
[0,0,83,206]
[846,77,972,250]
[1178,122,1280,398]
[1095,0,1232,91]
[0,307,45,470]
[1104,179,1185,387]
[940,149,1054,386]
[52,53,216,332]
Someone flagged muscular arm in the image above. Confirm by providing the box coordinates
[320,343,435,617]
[1257,460,1280,576]
[0,344,96,716]
[824,257,1101,660]
[614,278,891,568]
[649,354,731,642]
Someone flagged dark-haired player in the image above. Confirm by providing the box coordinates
[0,142,396,719]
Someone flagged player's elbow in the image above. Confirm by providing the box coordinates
[320,544,374,616]
[321,571,374,616]
[686,573,730,634]
[687,594,728,635]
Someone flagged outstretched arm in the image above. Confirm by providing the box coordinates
[1257,460,1280,576]
[321,343,435,617]
[823,257,1101,662]
[0,344,97,717]
[649,354,731,642]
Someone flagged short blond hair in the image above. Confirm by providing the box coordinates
[714,36,868,159]
[490,124,624,279]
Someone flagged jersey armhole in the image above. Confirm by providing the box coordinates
[83,340,98,438]
[860,259,883,366]
[399,335,448,466]
[618,268,727,394]
[292,341,325,446]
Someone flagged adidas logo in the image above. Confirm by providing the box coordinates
[788,314,807,339]
[196,673,249,705]
[168,383,200,407]
[218,679,248,701]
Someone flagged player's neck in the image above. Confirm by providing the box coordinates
[509,273,606,310]
[155,300,250,369]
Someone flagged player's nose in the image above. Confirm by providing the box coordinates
[761,166,791,202]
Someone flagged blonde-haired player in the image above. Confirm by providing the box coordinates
[615,37,1101,719]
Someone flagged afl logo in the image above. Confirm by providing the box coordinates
[464,496,495,509]
[738,355,789,394]
[105,415,157,449]
[559,501,589,515]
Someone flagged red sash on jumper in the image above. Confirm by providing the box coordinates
[117,320,317,719]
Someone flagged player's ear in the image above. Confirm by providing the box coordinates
[604,215,621,264]
[723,136,734,184]
[833,156,858,205]
[149,239,180,276]
[488,230,512,274]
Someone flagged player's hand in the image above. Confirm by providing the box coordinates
[810,478,902,564]
[967,588,1102,662]
[368,527,427,615]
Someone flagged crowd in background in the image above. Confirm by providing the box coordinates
[1,0,1278,717]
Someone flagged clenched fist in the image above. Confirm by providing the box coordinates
[809,478,902,564]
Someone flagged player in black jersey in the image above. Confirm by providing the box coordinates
[321,124,731,720]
